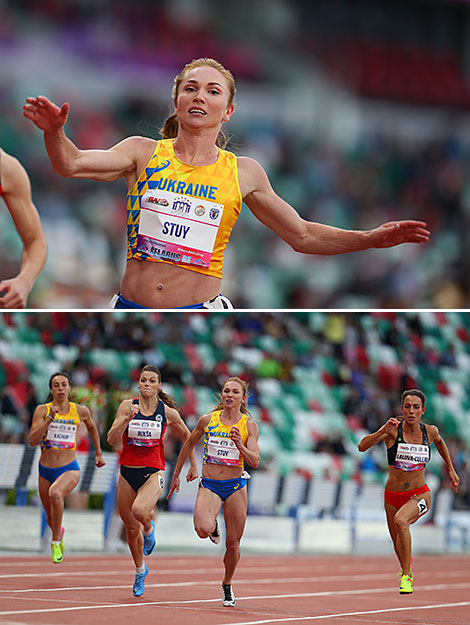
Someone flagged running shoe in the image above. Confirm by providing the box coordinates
[133,564,149,597]
[60,526,65,556]
[399,573,413,595]
[398,556,413,578]
[209,519,221,545]
[222,583,236,606]
[51,542,63,564]
[143,521,156,556]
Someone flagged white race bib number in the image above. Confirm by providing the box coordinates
[207,436,240,466]
[137,189,224,268]
[46,422,77,449]
[395,442,429,471]
[128,418,162,447]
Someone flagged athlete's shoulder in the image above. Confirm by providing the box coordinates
[198,412,214,427]
[76,403,91,419]
[425,423,439,441]
[247,418,259,436]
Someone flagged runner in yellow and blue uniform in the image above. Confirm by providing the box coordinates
[24,59,430,309]
[168,377,260,607]
[29,372,105,564]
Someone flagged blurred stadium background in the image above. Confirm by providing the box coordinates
[1,0,469,308]
[0,310,468,553]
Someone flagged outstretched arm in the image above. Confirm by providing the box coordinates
[166,407,198,480]
[430,426,459,493]
[78,405,106,467]
[0,151,47,308]
[167,414,209,500]
[238,157,430,255]
[23,96,153,184]
[357,417,399,452]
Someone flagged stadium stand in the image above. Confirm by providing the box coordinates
[0,311,468,550]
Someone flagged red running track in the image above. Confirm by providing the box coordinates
[0,553,469,625]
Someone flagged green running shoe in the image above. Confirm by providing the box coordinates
[399,573,413,594]
[51,542,63,564]
[60,526,65,556]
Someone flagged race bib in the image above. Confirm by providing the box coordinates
[206,436,240,466]
[46,422,77,449]
[394,442,429,471]
[128,418,162,447]
[137,189,224,268]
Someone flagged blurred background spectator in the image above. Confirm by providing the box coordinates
[0,0,469,308]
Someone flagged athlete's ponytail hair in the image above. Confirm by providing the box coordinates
[140,365,177,409]
[213,376,253,418]
[160,57,236,149]
[45,371,72,403]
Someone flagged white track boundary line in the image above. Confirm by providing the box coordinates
[2,575,470,594]
[0,584,469,616]
[220,602,470,625]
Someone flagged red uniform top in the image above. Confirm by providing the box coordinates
[120,398,167,469]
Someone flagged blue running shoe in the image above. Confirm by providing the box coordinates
[143,521,156,556]
[133,564,149,597]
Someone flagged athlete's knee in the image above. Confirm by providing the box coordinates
[194,519,212,539]
[393,514,410,533]
[48,488,63,504]
[124,523,141,541]
[131,502,150,524]
[224,537,241,554]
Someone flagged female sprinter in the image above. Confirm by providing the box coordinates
[107,365,198,597]
[168,376,260,607]
[23,58,430,309]
[29,372,105,564]
[358,389,459,595]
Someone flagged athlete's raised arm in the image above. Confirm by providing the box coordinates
[238,156,430,255]
[23,96,154,185]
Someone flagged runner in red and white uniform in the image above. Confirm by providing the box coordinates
[107,365,197,597]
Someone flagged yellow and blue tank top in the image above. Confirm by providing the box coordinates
[127,139,242,279]
[202,410,249,468]
[40,402,81,451]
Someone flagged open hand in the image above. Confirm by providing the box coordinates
[371,220,430,248]
[23,96,69,133]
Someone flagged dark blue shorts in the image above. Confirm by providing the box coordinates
[38,459,80,483]
[200,475,248,502]
[113,293,232,309]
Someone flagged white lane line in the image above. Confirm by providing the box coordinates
[0,565,340,579]
[2,567,468,582]
[1,573,469,594]
[0,573,397,591]
[0,584,469,616]
[219,602,470,625]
